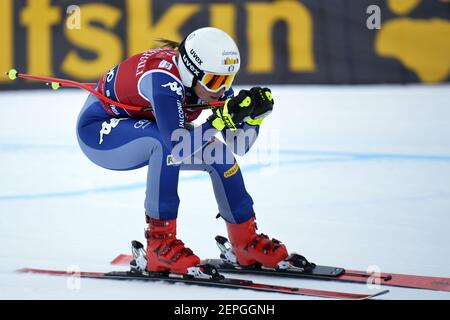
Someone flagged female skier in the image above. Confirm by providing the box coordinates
[76,27,289,274]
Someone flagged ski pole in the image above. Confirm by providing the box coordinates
[5,69,223,111]
[185,100,224,109]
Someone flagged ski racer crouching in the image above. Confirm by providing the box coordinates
[76,27,289,274]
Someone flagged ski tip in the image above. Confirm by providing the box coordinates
[111,254,133,265]
[16,268,31,273]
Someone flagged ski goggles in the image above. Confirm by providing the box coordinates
[198,73,235,93]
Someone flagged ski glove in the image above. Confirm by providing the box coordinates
[208,90,255,131]
[245,87,274,126]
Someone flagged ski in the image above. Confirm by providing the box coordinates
[15,267,387,300]
[111,235,450,293]
[201,259,450,292]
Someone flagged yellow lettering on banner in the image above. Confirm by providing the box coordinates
[126,0,201,56]
[210,4,237,41]
[387,0,420,15]
[246,1,315,73]
[376,18,450,83]
[62,4,123,80]
[0,0,13,82]
[20,0,61,76]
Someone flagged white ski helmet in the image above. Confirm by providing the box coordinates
[178,27,240,93]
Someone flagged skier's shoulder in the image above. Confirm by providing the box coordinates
[138,48,180,78]
[137,59,184,101]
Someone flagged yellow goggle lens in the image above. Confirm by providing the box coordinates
[200,73,235,92]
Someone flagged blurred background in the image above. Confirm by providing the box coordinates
[1,0,449,88]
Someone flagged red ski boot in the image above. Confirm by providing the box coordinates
[145,217,200,274]
[225,217,289,268]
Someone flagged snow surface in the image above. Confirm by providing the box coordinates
[0,85,449,300]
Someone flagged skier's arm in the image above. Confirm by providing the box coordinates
[139,71,214,163]
[222,122,260,156]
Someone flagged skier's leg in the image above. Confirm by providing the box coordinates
[181,138,254,224]
[76,96,199,273]
[182,138,288,268]
[76,97,180,219]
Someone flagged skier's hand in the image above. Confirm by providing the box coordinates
[208,90,255,131]
[245,87,274,126]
